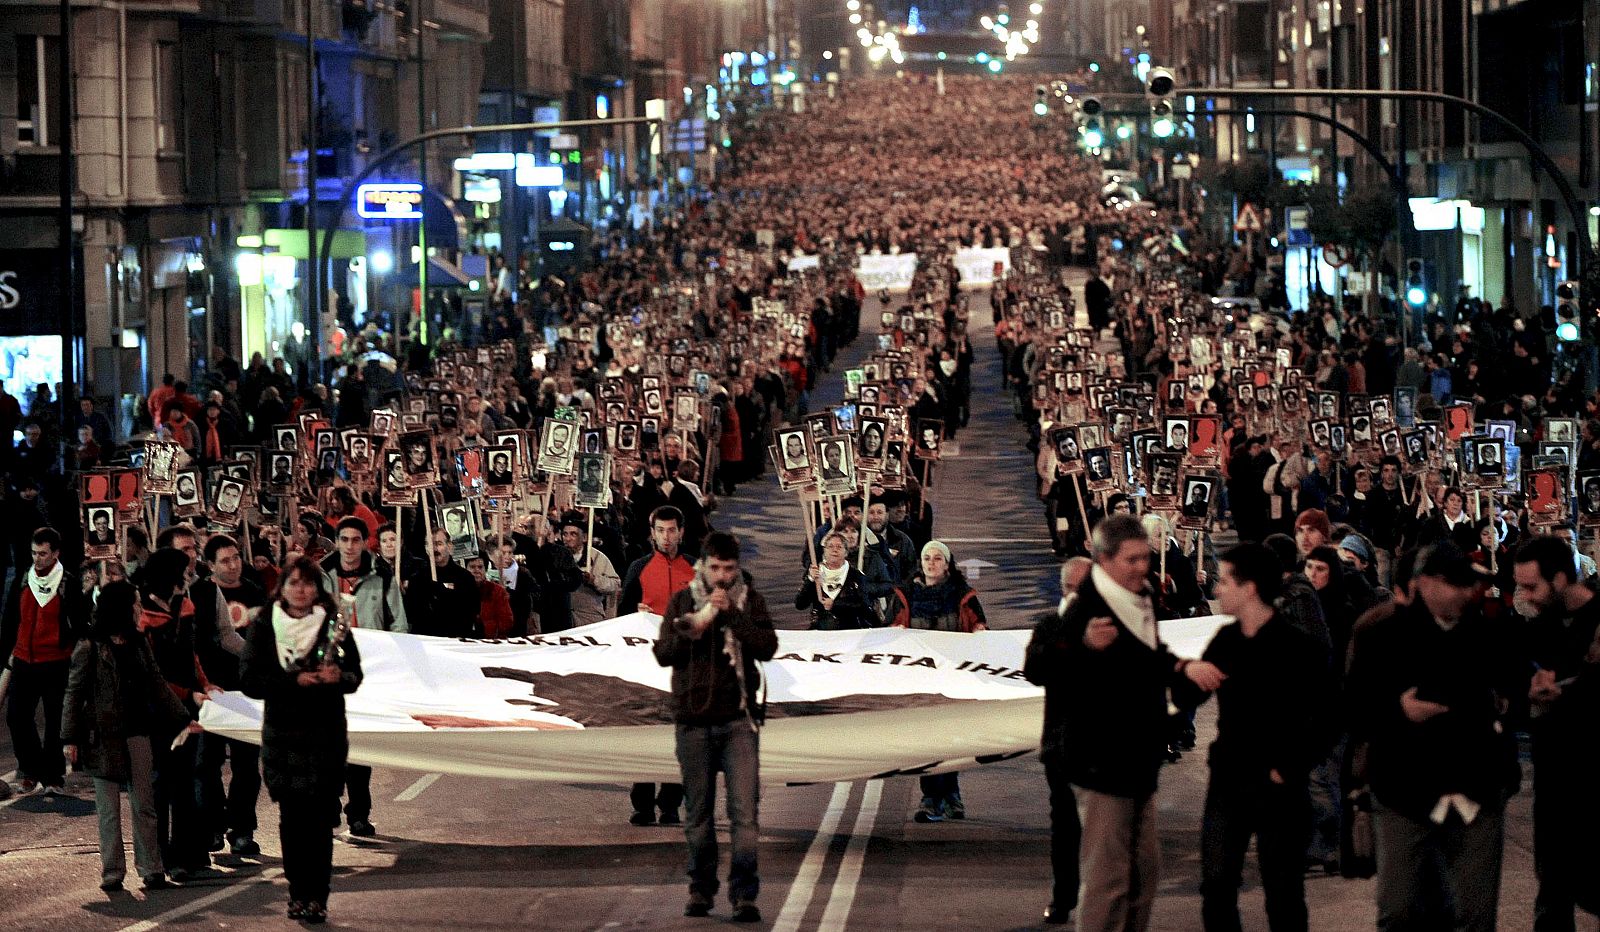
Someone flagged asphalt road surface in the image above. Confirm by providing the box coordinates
[0,278,1586,931]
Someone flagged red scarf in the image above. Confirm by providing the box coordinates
[205,421,223,459]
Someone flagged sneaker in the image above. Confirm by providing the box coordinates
[302,901,327,924]
[658,809,681,826]
[913,798,945,823]
[229,833,261,857]
[14,779,38,795]
[684,892,713,917]
[141,873,170,891]
[287,900,307,920]
[348,819,376,838]
[731,901,761,923]
[628,811,656,827]
[945,796,965,820]
[42,784,66,797]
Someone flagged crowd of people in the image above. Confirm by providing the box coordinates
[0,71,1597,932]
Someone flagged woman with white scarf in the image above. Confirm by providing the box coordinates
[240,556,363,925]
[795,532,880,630]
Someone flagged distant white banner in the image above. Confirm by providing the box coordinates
[953,247,1013,286]
[854,253,919,292]
[199,614,1230,784]
[786,253,821,272]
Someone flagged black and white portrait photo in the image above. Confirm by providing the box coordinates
[1084,446,1115,491]
[1181,477,1213,517]
[1165,418,1189,454]
[86,506,117,548]
[777,428,811,473]
[538,420,579,475]
[400,431,437,488]
[857,417,888,466]
[575,453,611,508]
[486,447,516,489]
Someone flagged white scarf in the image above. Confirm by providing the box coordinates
[271,603,327,671]
[27,561,63,607]
[1090,564,1159,650]
[818,562,849,600]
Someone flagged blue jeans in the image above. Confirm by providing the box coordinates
[676,720,760,904]
[1306,736,1345,865]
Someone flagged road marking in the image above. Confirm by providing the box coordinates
[816,779,882,932]
[117,867,284,932]
[772,781,853,932]
[395,772,441,802]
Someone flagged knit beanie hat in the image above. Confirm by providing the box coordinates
[1294,508,1332,540]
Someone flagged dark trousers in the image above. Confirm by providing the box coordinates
[918,771,961,804]
[1043,756,1081,914]
[197,734,260,837]
[1373,803,1503,932]
[279,791,338,905]
[676,720,760,904]
[631,781,684,816]
[4,657,68,785]
[1200,774,1311,932]
[343,765,372,824]
[1531,734,1595,932]
[154,740,209,871]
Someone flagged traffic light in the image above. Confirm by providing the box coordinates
[1556,279,1581,342]
[1079,96,1104,149]
[1146,67,1176,138]
[1034,85,1049,117]
[1404,258,1427,308]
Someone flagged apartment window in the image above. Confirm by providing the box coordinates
[15,35,62,147]
[155,41,180,151]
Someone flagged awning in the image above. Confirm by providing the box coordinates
[427,255,475,288]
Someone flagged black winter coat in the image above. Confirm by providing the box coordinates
[795,565,880,630]
[240,609,363,799]
[654,586,777,725]
[1023,574,1186,797]
[1346,600,1527,820]
[62,637,191,781]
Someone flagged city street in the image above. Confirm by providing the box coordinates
[0,286,1580,931]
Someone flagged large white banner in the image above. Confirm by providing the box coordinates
[200,613,1229,785]
[953,247,1013,286]
[854,253,918,292]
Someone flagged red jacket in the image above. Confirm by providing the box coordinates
[719,403,743,463]
[477,580,515,639]
[15,589,72,664]
[621,551,695,615]
[779,358,807,394]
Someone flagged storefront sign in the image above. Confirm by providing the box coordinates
[356,183,425,220]
[0,248,85,336]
